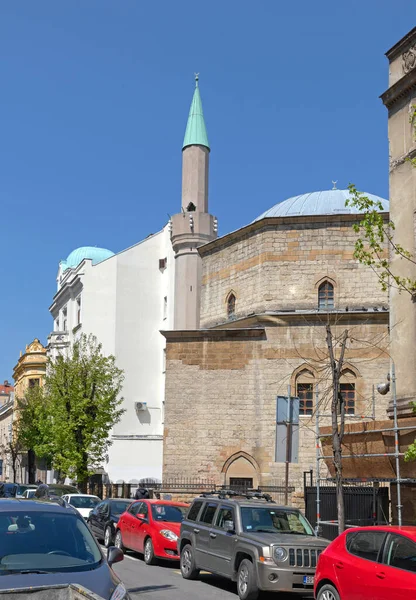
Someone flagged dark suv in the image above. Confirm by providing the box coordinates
[179,491,329,600]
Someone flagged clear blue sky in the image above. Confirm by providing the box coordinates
[0,1,414,378]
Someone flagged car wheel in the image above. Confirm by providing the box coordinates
[144,537,157,565]
[115,530,125,553]
[180,544,199,580]
[104,526,113,548]
[237,559,259,600]
[317,584,340,600]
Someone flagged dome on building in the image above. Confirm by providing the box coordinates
[254,189,389,221]
[60,246,114,272]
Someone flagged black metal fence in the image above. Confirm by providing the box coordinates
[88,477,295,505]
[305,481,390,541]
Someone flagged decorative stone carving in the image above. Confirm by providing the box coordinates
[403,44,416,74]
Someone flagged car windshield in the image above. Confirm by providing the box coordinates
[151,504,187,523]
[241,508,314,535]
[69,497,100,509]
[0,511,102,573]
[111,501,131,515]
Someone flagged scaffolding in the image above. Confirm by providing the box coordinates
[315,362,405,533]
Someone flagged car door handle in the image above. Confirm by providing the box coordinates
[194,528,200,534]
[335,561,344,569]
[376,571,386,580]
[210,533,217,539]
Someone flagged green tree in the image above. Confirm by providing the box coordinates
[346,183,416,297]
[46,334,125,489]
[16,335,125,489]
[15,384,54,483]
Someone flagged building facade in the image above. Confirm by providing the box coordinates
[163,190,391,493]
[47,77,216,483]
[0,380,14,481]
[381,28,416,417]
[0,338,46,483]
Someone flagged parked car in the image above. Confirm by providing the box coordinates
[179,491,329,600]
[115,499,188,564]
[22,489,37,499]
[0,483,18,497]
[88,498,132,548]
[16,484,37,498]
[0,497,129,599]
[47,484,80,497]
[62,494,101,519]
[315,525,416,600]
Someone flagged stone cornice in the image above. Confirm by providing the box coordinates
[198,213,389,257]
[386,27,416,61]
[380,67,416,109]
[208,310,389,330]
[161,309,388,341]
[161,328,266,342]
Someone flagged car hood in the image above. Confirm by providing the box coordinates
[240,532,330,547]
[153,521,181,536]
[0,561,120,598]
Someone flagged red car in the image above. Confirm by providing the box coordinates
[115,499,188,564]
[314,525,416,600]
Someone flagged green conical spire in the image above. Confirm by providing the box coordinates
[182,74,210,151]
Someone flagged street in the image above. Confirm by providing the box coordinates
[109,547,311,600]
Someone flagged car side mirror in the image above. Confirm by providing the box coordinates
[224,520,235,533]
[88,510,94,517]
[107,546,124,567]
[137,513,147,521]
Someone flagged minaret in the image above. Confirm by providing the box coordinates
[171,75,217,329]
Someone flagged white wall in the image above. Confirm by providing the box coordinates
[50,225,175,483]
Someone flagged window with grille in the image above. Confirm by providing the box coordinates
[297,383,313,416]
[318,281,334,310]
[227,294,236,319]
[340,383,355,415]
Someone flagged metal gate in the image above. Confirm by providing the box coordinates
[305,484,389,541]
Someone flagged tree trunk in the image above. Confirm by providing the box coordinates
[326,325,348,535]
[77,451,89,493]
[28,449,36,484]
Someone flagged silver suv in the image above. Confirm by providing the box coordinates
[179,491,329,600]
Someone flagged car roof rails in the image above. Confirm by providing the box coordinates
[199,489,274,502]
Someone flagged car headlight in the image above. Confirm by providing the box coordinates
[160,529,178,541]
[273,546,288,562]
[110,583,128,600]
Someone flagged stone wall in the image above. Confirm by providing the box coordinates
[163,319,390,494]
[199,216,388,328]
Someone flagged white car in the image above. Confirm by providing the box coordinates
[62,494,101,519]
[21,489,36,498]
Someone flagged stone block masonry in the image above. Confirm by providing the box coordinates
[163,319,390,494]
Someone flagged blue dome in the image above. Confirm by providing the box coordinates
[254,189,389,220]
[60,246,114,272]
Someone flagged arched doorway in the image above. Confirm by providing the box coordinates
[222,452,259,491]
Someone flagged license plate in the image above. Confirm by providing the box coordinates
[303,576,314,585]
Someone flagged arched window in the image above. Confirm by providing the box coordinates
[295,368,315,417]
[318,281,334,310]
[227,293,236,319]
[340,368,357,415]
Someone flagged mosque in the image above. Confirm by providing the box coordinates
[48,76,391,487]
